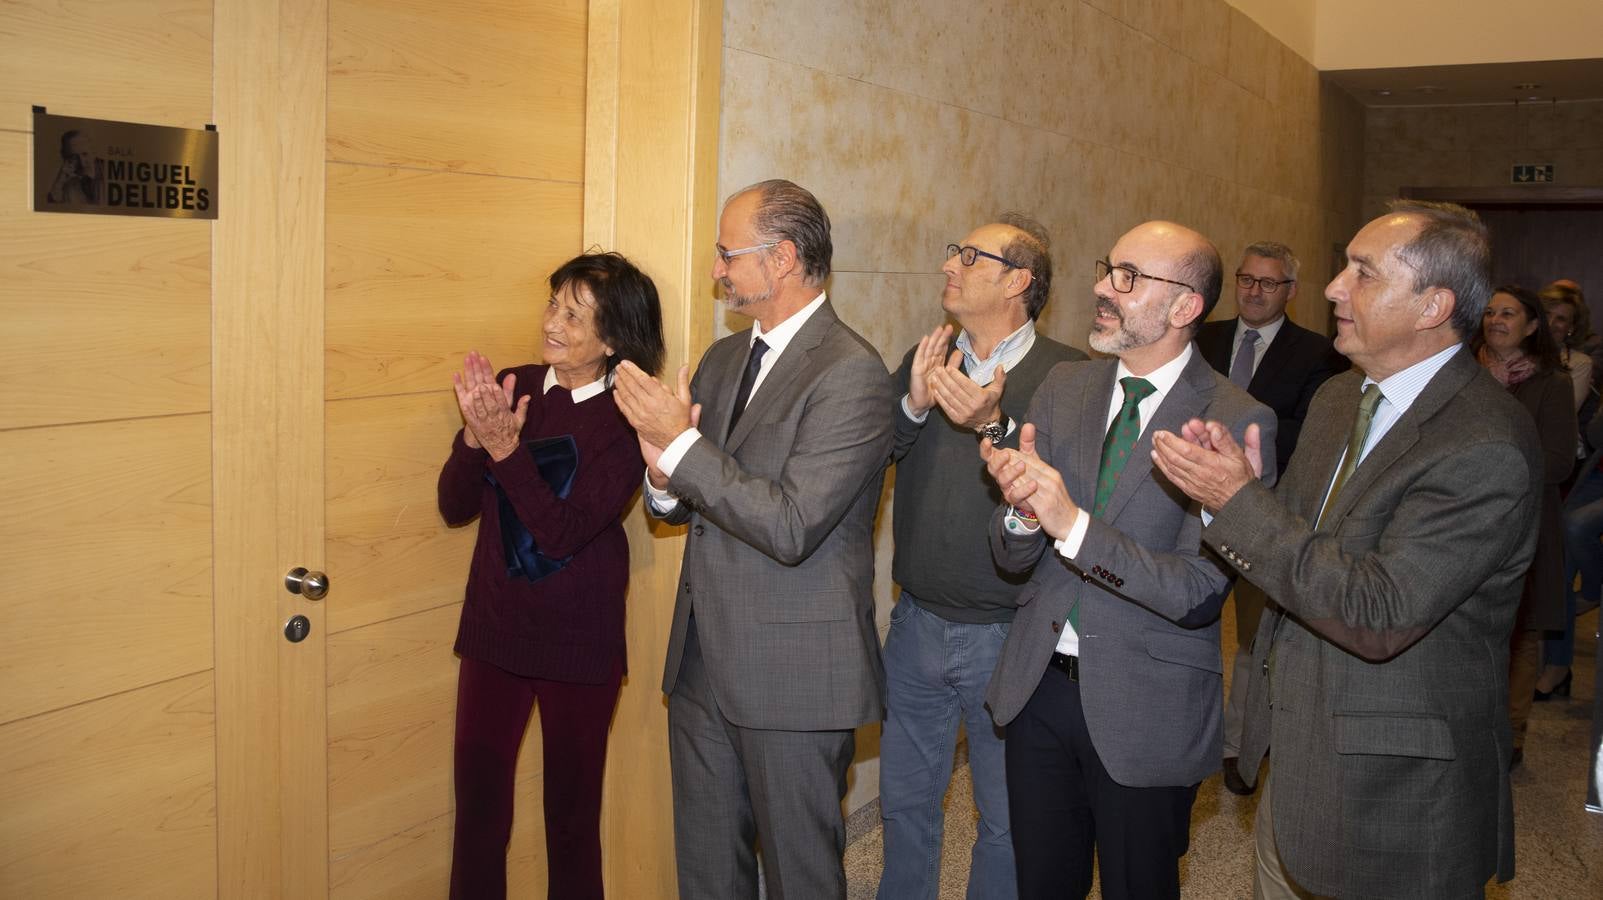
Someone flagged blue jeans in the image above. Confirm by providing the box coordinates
[877,594,1015,900]
[1549,465,1603,667]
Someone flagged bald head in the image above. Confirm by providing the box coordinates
[1120,221,1223,332]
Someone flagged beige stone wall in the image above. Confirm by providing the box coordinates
[716,0,1365,812]
[1362,100,1603,218]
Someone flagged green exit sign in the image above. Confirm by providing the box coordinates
[1511,164,1554,183]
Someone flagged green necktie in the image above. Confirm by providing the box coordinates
[1072,376,1156,632]
[1317,384,1382,527]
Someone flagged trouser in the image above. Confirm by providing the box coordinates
[449,655,621,900]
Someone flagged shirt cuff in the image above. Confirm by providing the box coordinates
[657,427,702,477]
[1201,509,1214,527]
[644,475,679,514]
[1053,509,1091,559]
[900,394,929,424]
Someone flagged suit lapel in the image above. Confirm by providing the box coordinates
[1288,378,1354,524]
[723,300,838,454]
[1319,347,1477,526]
[1097,352,1211,523]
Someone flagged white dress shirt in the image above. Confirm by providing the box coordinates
[542,365,608,403]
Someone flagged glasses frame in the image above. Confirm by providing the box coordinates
[1235,273,1295,294]
[1095,258,1195,294]
[717,241,778,265]
[947,243,1018,269]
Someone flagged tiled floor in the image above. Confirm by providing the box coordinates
[844,607,1603,898]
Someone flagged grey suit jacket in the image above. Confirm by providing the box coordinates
[1212,347,1539,898]
[656,300,895,732]
[984,351,1277,788]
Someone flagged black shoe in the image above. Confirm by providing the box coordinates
[1533,670,1572,702]
[1222,757,1255,796]
[1509,748,1524,771]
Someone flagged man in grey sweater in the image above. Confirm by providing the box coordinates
[877,214,1085,900]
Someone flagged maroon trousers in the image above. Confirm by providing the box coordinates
[449,655,622,900]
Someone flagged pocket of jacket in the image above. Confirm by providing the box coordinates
[1142,630,1223,674]
[1332,713,1456,760]
[759,590,851,623]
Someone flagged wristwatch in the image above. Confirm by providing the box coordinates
[976,418,1008,444]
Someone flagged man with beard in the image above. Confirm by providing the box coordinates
[612,179,894,899]
[977,220,1276,899]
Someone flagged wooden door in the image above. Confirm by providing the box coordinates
[2,0,715,895]
[0,2,219,896]
[320,0,587,893]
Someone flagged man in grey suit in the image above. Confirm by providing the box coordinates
[979,220,1277,900]
[1153,200,1540,898]
[612,179,894,900]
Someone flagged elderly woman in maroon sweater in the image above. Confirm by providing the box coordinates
[439,252,664,899]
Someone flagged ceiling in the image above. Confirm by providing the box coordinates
[1324,57,1603,107]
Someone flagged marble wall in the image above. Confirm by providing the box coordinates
[1363,99,1603,218]
[716,0,1366,812]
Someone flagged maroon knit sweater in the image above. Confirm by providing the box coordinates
[438,364,643,683]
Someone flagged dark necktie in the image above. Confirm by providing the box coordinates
[1317,384,1383,527]
[725,338,769,439]
[1072,376,1156,631]
[1229,329,1261,387]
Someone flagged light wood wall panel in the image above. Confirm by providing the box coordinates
[0,415,212,723]
[325,163,581,400]
[330,797,549,900]
[328,0,586,180]
[0,133,210,430]
[327,605,543,861]
[325,391,476,634]
[0,673,215,898]
[0,0,212,131]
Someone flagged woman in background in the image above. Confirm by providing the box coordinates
[1474,284,1573,768]
[438,252,664,899]
[1541,285,1595,416]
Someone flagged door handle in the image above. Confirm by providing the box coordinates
[285,567,330,601]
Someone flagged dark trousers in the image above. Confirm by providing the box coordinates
[449,655,622,900]
[1005,662,1199,900]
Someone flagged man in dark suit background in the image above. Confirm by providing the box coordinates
[1153,200,1539,898]
[1195,241,1349,794]
[979,220,1276,899]
[613,179,894,899]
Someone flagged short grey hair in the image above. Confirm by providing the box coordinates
[736,179,833,285]
[1387,199,1492,341]
[997,212,1053,320]
[1241,240,1300,281]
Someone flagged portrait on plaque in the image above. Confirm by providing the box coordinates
[32,108,219,220]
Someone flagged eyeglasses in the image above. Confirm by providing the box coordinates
[716,242,777,265]
[1235,274,1295,295]
[1095,259,1194,294]
[947,243,1017,268]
